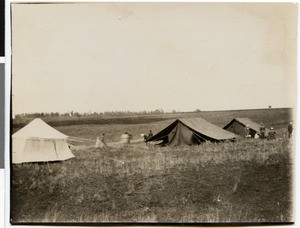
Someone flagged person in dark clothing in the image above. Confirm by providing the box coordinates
[141,134,148,145]
[148,130,153,138]
[259,124,266,139]
[288,122,293,138]
[141,134,148,141]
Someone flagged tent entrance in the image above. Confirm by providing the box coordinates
[148,121,215,146]
[168,122,197,146]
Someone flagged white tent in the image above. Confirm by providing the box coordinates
[12,118,75,164]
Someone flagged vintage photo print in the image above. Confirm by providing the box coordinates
[10,2,297,224]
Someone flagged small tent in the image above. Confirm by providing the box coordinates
[146,118,236,146]
[12,118,75,164]
[223,118,269,138]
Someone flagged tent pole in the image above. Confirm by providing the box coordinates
[193,133,204,144]
[68,136,95,142]
[53,141,59,159]
[192,131,208,142]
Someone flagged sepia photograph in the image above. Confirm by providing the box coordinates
[10,2,297,224]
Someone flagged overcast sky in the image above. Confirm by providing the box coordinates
[11,3,297,115]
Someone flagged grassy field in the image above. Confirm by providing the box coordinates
[11,109,294,223]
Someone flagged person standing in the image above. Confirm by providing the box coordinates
[141,134,148,145]
[259,124,266,139]
[121,132,132,144]
[100,133,107,146]
[95,136,101,149]
[95,133,106,148]
[288,122,293,138]
[244,125,251,138]
[148,130,153,138]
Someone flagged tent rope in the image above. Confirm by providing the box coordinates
[147,134,169,142]
[68,136,95,142]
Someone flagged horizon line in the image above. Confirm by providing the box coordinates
[12,107,293,116]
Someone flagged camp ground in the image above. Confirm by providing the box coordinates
[12,117,237,163]
[8,2,296,224]
[10,108,294,223]
[12,117,238,165]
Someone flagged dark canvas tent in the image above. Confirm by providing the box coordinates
[146,118,236,146]
[223,118,269,138]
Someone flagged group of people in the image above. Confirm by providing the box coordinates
[141,130,153,144]
[244,124,267,139]
[244,122,293,140]
[94,130,154,148]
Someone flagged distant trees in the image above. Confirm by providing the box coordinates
[13,109,171,120]
[153,109,164,114]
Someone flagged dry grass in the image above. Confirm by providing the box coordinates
[11,107,294,224]
[11,125,293,223]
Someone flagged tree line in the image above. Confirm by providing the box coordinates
[14,109,202,120]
